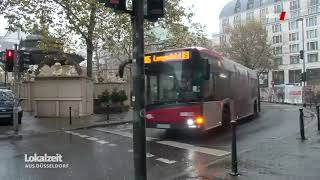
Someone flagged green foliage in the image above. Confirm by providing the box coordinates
[118,90,128,103]
[110,89,120,103]
[219,20,275,72]
[98,89,110,104]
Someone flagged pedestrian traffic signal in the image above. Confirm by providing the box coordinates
[145,0,164,21]
[300,72,306,82]
[99,0,127,11]
[5,49,14,72]
[300,50,304,59]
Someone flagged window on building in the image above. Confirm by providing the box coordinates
[273,35,282,44]
[308,53,319,62]
[288,21,299,30]
[308,5,319,14]
[260,8,268,23]
[290,0,300,10]
[289,69,302,84]
[307,68,320,85]
[272,71,284,85]
[274,4,283,13]
[290,10,300,18]
[289,44,299,53]
[222,18,229,26]
[273,46,282,55]
[307,41,318,50]
[272,24,281,33]
[306,16,317,27]
[274,57,283,65]
[308,0,319,6]
[307,29,317,39]
[247,0,254,9]
[259,72,269,88]
[289,32,299,41]
[246,12,254,21]
[290,55,300,64]
[234,0,241,13]
[234,15,241,25]
[220,35,227,44]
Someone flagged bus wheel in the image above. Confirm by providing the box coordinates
[221,105,231,128]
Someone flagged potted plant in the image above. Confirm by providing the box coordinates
[111,89,120,105]
[98,89,110,107]
[118,90,128,105]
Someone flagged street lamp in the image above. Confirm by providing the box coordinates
[296,17,306,106]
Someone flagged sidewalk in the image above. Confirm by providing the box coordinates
[175,108,320,180]
[0,109,133,138]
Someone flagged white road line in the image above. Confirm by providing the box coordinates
[157,141,230,157]
[64,131,72,134]
[95,128,230,157]
[78,134,90,138]
[95,128,158,141]
[156,158,176,164]
[146,153,154,158]
[108,143,117,147]
[87,137,99,141]
[97,140,109,144]
[128,149,133,152]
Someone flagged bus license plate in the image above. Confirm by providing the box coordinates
[156,124,171,129]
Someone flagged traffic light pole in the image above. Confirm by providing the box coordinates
[131,0,147,179]
[13,44,19,134]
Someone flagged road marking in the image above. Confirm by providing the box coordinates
[78,134,89,138]
[128,149,133,152]
[146,153,154,158]
[87,137,99,141]
[95,128,230,157]
[95,128,158,141]
[64,131,72,134]
[108,143,117,147]
[156,158,176,164]
[97,140,109,144]
[71,132,81,136]
[157,141,230,157]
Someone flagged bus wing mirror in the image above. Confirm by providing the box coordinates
[205,60,210,80]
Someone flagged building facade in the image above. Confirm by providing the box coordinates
[219,0,320,88]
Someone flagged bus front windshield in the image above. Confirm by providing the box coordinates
[145,60,205,105]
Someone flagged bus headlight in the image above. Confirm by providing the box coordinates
[187,119,194,126]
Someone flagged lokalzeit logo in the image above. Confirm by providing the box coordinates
[24,153,69,169]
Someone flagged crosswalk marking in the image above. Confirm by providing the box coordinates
[146,153,154,158]
[78,134,89,138]
[87,137,99,141]
[108,143,117,147]
[97,140,109,144]
[94,128,230,157]
[156,158,176,164]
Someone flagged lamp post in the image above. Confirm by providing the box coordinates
[296,17,306,105]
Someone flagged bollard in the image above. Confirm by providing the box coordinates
[230,120,240,176]
[69,106,72,125]
[317,106,320,131]
[299,109,306,140]
[106,104,110,121]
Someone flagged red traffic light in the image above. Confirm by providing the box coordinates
[6,49,14,59]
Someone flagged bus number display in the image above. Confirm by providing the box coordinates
[144,51,190,64]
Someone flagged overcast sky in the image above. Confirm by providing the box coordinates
[0,0,230,37]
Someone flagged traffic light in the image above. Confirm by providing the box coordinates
[99,0,127,11]
[300,72,306,82]
[19,51,32,72]
[5,49,14,72]
[300,50,304,59]
[145,0,164,21]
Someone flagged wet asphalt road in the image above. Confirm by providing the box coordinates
[0,103,313,180]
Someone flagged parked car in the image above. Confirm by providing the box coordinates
[0,89,23,125]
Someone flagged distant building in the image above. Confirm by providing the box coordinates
[219,0,320,87]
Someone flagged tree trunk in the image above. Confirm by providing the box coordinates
[86,2,97,78]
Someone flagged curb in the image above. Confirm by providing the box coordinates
[69,120,133,131]
[0,120,132,140]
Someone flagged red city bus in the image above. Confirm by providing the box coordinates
[144,47,259,132]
